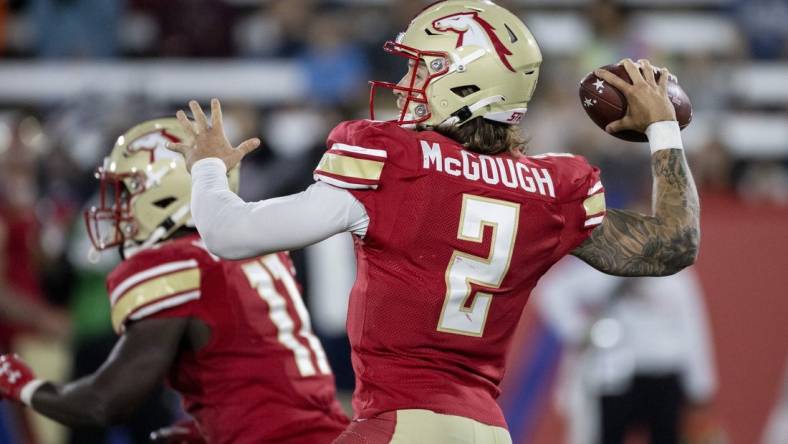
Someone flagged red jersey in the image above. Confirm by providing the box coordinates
[314,120,605,428]
[0,208,44,351]
[106,233,349,444]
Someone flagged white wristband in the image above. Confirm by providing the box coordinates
[20,379,46,407]
[645,121,683,154]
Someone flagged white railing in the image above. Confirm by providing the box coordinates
[0,60,307,104]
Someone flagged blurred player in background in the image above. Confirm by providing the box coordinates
[169,1,699,442]
[0,139,71,444]
[537,257,718,444]
[761,355,788,444]
[0,118,348,444]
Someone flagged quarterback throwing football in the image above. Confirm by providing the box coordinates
[170,1,699,443]
[0,119,349,444]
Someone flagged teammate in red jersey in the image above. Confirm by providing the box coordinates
[0,118,349,444]
[169,1,699,442]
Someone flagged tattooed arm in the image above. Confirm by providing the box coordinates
[571,59,700,277]
[573,148,699,276]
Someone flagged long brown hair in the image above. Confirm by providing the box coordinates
[428,117,527,156]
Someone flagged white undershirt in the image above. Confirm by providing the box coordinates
[190,158,369,260]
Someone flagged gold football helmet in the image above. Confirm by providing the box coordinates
[85,118,239,252]
[370,0,542,127]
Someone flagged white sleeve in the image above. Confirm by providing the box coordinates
[190,158,369,259]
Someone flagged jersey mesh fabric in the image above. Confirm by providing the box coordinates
[106,234,349,444]
[315,120,604,428]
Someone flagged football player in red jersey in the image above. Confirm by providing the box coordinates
[169,1,699,442]
[0,118,349,444]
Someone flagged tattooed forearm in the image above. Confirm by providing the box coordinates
[572,149,700,276]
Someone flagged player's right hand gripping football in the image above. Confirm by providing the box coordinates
[594,58,677,135]
[168,98,260,172]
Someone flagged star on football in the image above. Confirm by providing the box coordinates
[593,78,605,92]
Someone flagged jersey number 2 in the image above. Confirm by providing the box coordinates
[437,194,520,337]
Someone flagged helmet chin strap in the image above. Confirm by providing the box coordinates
[122,226,166,258]
[145,164,172,188]
[87,245,101,264]
[446,49,485,74]
[123,203,191,258]
[400,49,490,129]
[440,95,506,127]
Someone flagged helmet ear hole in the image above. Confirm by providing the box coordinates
[450,85,480,97]
[152,197,177,208]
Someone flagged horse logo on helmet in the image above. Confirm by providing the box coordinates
[432,11,515,72]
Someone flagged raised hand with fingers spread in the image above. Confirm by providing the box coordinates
[593,58,677,134]
[167,98,260,172]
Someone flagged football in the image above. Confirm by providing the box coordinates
[579,64,693,142]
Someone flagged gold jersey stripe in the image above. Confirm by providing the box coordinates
[111,268,200,332]
[583,193,606,216]
[317,153,384,181]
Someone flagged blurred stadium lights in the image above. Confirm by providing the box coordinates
[513,0,734,5]
[720,113,788,159]
[512,0,595,6]
[523,11,740,56]
[630,12,741,55]
[219,0,736,6]
[221,0,393,5]
[616,0,734,6]
[522,13,592,55]
[731,64,788,107]
[0,61,307,104]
